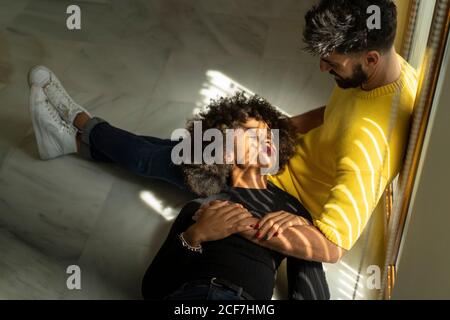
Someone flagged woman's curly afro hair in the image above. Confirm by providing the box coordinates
[181,92,296,197]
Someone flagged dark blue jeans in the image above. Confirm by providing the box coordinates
[165,282,248,300]
[79,117,186,189]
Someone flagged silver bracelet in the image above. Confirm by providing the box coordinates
[179,232,203,254]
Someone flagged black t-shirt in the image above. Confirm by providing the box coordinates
[142,182,316,300]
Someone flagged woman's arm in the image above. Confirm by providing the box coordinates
[183,201,254,246]
[142,201,202,299]
[143,201,253,299]
[194,203,346,263]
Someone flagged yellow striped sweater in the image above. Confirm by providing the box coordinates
[269,56,418,250]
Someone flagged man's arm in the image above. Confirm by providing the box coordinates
[286,106,326,134]
[195,202,345,263]
[239,217,346,263]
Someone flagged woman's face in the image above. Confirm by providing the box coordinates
[228,118,277,170]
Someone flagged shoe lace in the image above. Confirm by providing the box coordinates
[44,79,77,117]
[45,98,76,135]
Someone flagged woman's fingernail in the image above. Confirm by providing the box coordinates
[255,224,260,229]
[255,232,260,238]
[274,232,279,237]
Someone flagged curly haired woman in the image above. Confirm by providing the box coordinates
[28,66,331,300]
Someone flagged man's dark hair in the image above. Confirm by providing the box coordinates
[303,0,397,57]
[181,92,296,197]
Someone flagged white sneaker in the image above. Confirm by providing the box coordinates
[28,65,91,125]
[29,85,78,160]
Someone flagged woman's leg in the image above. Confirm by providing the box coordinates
[74,112,186,189]
[28,65,186,189]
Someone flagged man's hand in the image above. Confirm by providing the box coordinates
[255,211,312,241]
[184,201,254,246]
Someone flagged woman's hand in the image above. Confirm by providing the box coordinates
[184,201,254,246]
[255,211,312,241]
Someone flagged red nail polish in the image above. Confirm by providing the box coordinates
[255,224,260,229]
[255,232,260,238]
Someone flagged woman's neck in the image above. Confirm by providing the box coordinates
[231,167,267,189]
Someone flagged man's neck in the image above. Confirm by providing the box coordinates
[362,48,402,91]
[231,167,267,189]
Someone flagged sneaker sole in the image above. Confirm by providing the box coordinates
[30,86,52,160]
[27,66,33,88]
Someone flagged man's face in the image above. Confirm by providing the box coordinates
[319,52,368,89]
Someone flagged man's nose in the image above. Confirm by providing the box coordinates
[320,60,332,72]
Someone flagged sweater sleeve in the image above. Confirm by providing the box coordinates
[141,201,201,299]
[313,118,398,250]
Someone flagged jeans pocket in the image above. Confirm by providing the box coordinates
[165,283,210,300]
[207,286,242,300]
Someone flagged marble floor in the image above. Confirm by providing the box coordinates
[0,0,367,299]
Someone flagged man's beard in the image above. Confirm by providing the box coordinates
[331,64,368,89]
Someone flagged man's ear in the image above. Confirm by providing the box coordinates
[365,50,381,67]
